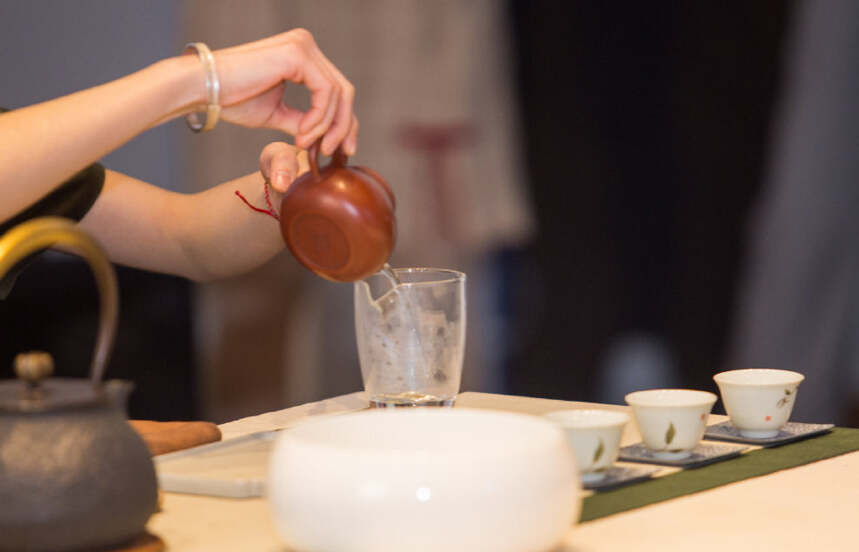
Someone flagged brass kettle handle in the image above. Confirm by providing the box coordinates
[0,217,118,385]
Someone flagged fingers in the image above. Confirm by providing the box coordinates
[320,79,355,156]
[292,55,340,149]
[279,30,358,155]
[264,101,306,138]
[239,82,306,136]
[259,142,301,193]
[296,148,310,175]
[345,114,359,156]
[216,29,359,155]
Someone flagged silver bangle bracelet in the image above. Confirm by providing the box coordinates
[183,42,220,132]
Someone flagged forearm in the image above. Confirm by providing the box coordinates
[81,170,285,282]
[0,56,204,221]
[171,174,286,281]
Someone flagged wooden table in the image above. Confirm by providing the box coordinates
[148,392,859,551]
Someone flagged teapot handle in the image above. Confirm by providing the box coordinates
[0,217,118,386]
[306,139,394,207]
[307,138,348,180]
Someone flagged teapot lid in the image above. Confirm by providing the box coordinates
[0,352,106,413]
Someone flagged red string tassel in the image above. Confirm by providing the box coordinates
[235,179,280,221]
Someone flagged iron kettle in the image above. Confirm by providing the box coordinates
[0,218,158,552]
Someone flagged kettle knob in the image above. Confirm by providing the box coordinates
[15,351,54,387]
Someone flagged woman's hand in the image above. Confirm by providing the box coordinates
[212,29,359,156]
[259,142,310,193]
[0,28,352,228]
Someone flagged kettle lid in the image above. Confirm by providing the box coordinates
[0,351,106,413]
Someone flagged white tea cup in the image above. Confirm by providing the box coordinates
[625,389,717,460]
[545,409,629,483]
[713,369,804,438]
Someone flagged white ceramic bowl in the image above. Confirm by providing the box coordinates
[625,389,717,460]
[268,408,581,552]
[714,369,805,438]
[544,409,629,483]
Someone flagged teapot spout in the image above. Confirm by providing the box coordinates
[103,380,135,414]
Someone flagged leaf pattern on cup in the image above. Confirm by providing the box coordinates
[665,422,676,445]
[593,438,605,464]
[776,388,794,408]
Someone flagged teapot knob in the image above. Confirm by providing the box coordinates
[15,351,54,387]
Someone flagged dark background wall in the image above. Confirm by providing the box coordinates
[506,1,793,403]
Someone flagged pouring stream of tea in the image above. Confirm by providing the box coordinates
[381,263,403,286]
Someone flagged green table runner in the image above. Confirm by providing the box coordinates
[580,427,859,522]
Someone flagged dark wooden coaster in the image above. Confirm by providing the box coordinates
[704,421,834,447]
[619,442,748,468]
[88,531,165,552]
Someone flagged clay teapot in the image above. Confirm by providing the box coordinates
[280,139,396,282]
[0,218,158,552]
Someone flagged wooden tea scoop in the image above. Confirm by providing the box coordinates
[129,420,222,456]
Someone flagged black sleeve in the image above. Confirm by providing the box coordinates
[0,106,106,298]
[0,162,105,235]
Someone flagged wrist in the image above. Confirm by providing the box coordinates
[150,56,208,117]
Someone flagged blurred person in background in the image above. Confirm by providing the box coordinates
[728,0,859,425]
[183,0,535,420]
